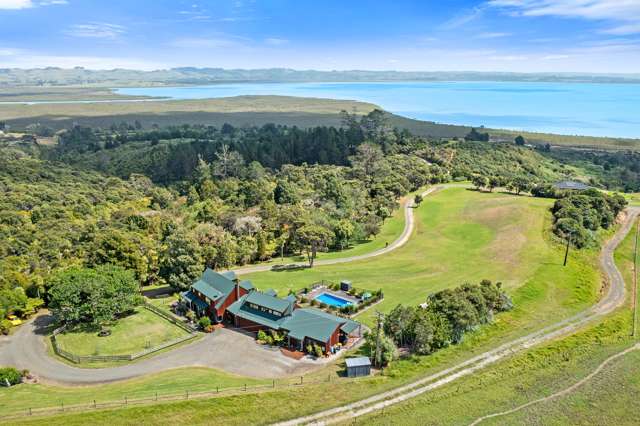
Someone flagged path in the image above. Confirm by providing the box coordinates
[468,342,640,425]
[229,185,444,275]
[0,186,445,385]
[273,207,640,425]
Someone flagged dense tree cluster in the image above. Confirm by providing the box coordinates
[48,265,141,327]
[384,280,512,355]
[551,189,627,248]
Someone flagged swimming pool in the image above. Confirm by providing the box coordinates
[314,292,354,308]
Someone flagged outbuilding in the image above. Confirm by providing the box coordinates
[345,357,371,377]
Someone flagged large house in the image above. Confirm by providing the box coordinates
[181,269,362,354]
[180,269,254,323]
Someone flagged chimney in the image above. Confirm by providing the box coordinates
[234,277,240,300]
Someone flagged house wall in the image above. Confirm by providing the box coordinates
[214,285,249,319]
[235,316,274,334]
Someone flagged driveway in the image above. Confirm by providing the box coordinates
[0,314,320,385]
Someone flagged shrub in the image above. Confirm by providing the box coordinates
[313,344,324,358]
[257,330,268,342]
[204,325,215,333]
[0,367,22,386]
[310,299,318,306]
[319,302,327,309]
[198,316,211,330]
[306,344,313,354]
[300,297,308,304]
[0,320,12,335]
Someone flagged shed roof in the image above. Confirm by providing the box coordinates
[345,357,371,368]
[554,180,590,190]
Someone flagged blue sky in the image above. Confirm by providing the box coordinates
[0,0,639,72]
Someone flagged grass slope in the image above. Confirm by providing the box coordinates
[0,188,607,424]
[349,218,639,426]
[243,187,596,328]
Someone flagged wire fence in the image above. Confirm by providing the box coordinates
[2,373,357,420]
[50,303,198,364]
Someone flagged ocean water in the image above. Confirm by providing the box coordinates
[116,81,640,138]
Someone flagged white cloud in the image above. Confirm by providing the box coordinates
[441,6,485,29]
[0,0,33,9]
[476,32,511,38]
[488,0,640,34]
[542,54,571,60]
[0,0,67,9]
[264,37,288,46]
[64,22,126,39]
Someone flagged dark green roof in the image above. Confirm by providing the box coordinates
[191,268,236,302]
[282,308,344,343]
[192,279,222,301]
[240,280,254,291]
[181,290,208,311]
[245,291,292,314]
[227,295,286,329]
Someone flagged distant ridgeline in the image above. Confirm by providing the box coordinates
[2,68,640,86]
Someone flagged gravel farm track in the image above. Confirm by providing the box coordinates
[273,206,640,425]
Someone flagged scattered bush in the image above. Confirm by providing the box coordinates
[198,316,211,330]
[383,280,512,355]
[551,189,627,248]
[313,344,324,358]
[257,330,268,343]
[0,367,22,386]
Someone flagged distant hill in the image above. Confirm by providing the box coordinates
[1,67,640,87]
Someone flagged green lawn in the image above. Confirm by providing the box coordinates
[55,308,189,356]
[243,187,597,329]
[0,187,610,424]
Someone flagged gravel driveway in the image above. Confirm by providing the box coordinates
[0,314,320,385]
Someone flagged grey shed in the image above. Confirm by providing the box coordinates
[345,357,371,377]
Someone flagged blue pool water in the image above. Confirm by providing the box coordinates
[114,81,640,138]
[314,292,353,308]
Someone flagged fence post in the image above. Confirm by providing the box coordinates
[94,399,97,409]
[217,386,219,393]
[124,396,127,405]
[273,379,275,388]
[328,374,331,382]
[300,376,303,385]
[244,383,247,391]
[29,408,32,416]
[61,401,64,412]
[186,390,189,399]
[155,391,158,401]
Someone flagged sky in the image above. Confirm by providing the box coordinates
[0,0,639,73]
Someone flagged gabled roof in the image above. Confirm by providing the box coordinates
[240,280,254,291]
[191,268,236,302]
[227,295,287,329]
[345,357,371,368]
[181,290,209,311]
[281,308,343,343]
[192,279,223,301]
[245,291,292,314]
